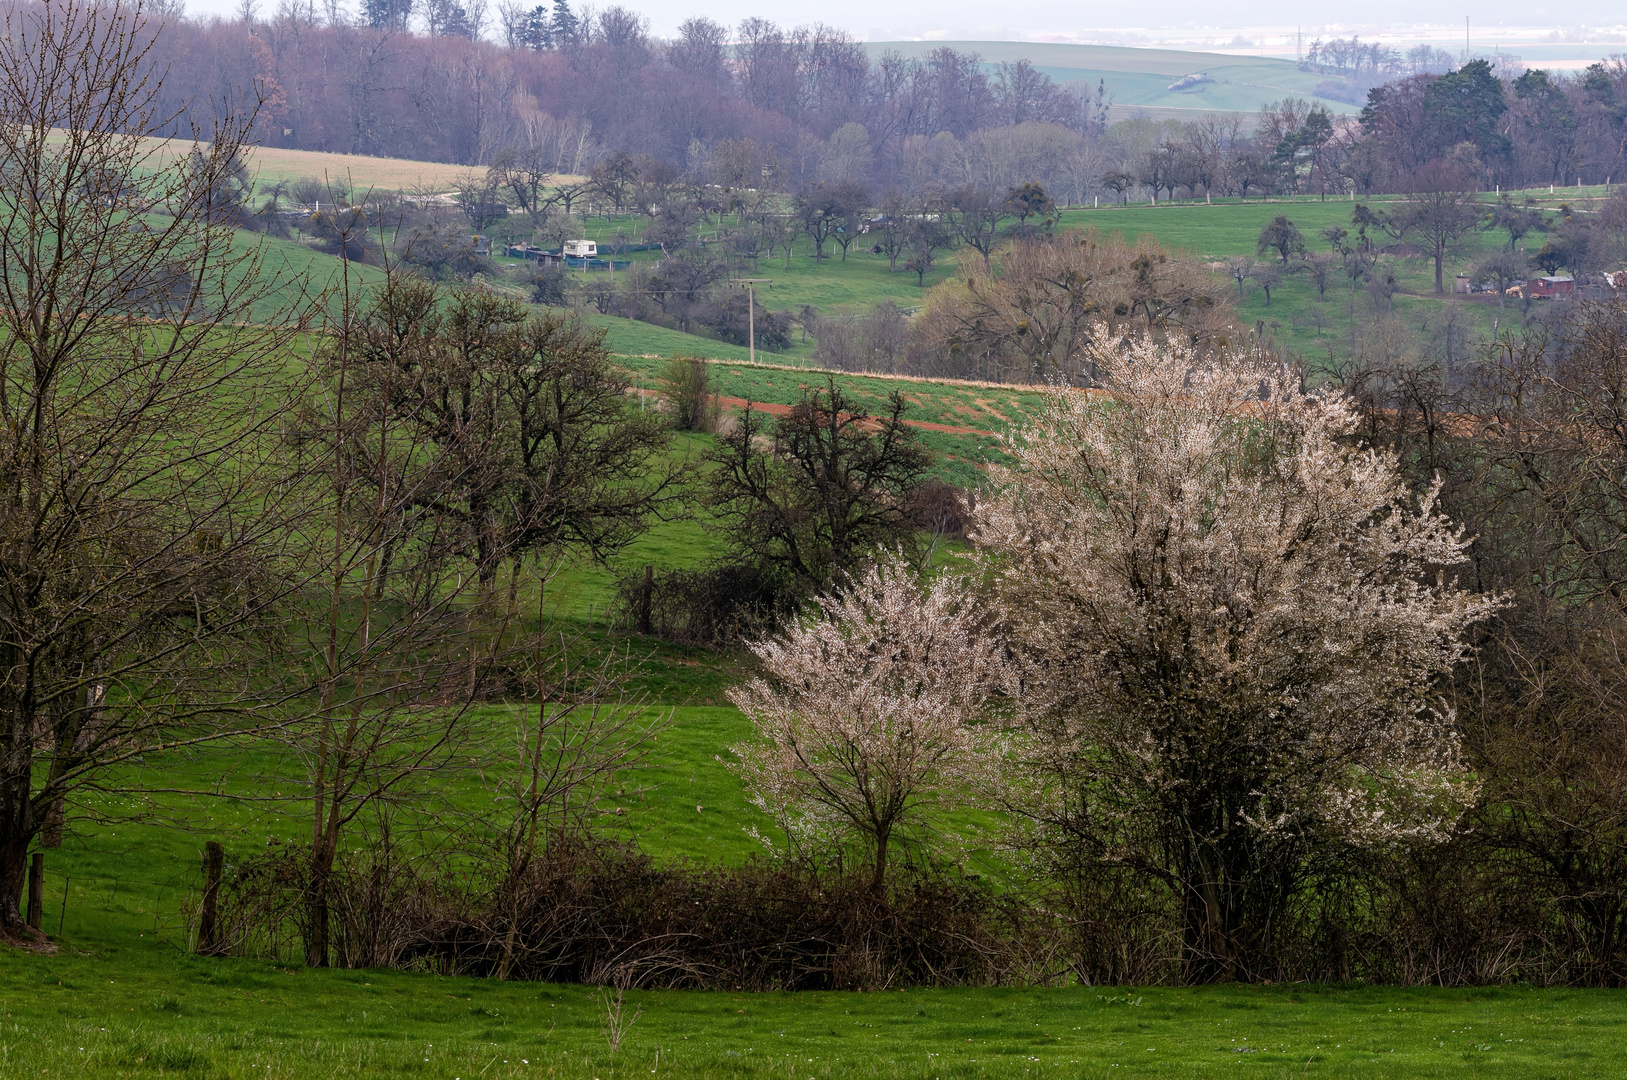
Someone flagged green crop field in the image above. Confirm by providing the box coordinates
[868,41,1357,117]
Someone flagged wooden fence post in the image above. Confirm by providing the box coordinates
[639,564,654,636]
[198,840,223,955]
[25,852,43,929]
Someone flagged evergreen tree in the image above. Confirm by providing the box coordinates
[363,0,412,30]
[550,0,578,46]
[1422,59,1510,167]
[522,4,551,48]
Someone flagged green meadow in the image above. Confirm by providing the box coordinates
[13,169,1627,1077]
[865,41,1357,117]
[11,359,1627,1078]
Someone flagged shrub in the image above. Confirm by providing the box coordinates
[655,354,720,433]
[904,479,975,539]
[218,836,1040,990]
[613,562,793,646]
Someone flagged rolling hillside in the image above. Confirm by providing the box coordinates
[868,40,1358,117]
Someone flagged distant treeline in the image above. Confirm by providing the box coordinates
[145,0,1106,192]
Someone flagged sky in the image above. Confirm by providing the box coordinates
[189,0,1627,59]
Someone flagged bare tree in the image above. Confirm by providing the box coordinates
[654,355,719,433]
[796,181,867,263]
[1249,260,1283,306]
[1256,214,1305,265]
[973,328,1498,981]
[0,0,315,937]
[453,167,510,233]
[282,259,503,966]
[729,555,1010,891]
[909,230,1234,383]
[488,628,667,979]
[946,184,1012,269]
[902,213,946,286]
[488,144,558,227]
[1377,163,1486,293]
[1453,300,1627,982]
[380,292,681,581]
[705,381,931,596]
[1302,251,1336,301]
[1223,256,1252,299]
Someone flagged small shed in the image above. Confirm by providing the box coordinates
[1510,275,1576,300]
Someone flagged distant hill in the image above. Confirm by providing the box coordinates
[867,41,1358,119]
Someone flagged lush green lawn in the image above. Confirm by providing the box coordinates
[7,948,1627,1078]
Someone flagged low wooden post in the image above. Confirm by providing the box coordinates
[198,840,223,955]
[57,874,70,937]
[26,852,43,929]
[638,564,654,636]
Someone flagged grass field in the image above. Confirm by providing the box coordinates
[15,156,1627,1075]
[247,135,1621,380]
[9,667,1627,1077]
[12,371,1627,1077]
[867,41,1356,117]
[9,952,1627,1078]
[503,187,1619,375]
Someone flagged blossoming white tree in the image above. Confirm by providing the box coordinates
[728,555,1009,892]
[972,328,1499,981]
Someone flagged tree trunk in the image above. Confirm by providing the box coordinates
[0,829,30,933]
[871,825,890,895]
[1181,855,1234,984]
[26,852,43,929]
[305,858,332,967]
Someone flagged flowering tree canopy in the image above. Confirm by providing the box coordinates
[972,328,1499,981]
[728,555,1009,891]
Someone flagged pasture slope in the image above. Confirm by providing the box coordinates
[11,131,1627,1079]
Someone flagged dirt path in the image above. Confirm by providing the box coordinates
[712,395,998,437]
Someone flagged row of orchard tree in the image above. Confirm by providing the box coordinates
[8,3,1627,988]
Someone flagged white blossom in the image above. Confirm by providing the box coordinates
[727,554,1011,890]
[971,328,1500,976]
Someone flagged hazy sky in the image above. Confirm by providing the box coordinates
[198,0,1627,51]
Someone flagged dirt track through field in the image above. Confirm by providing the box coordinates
[713,395,997,437]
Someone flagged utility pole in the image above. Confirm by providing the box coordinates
[1465,16,1470,61]
[733,278,771,363]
